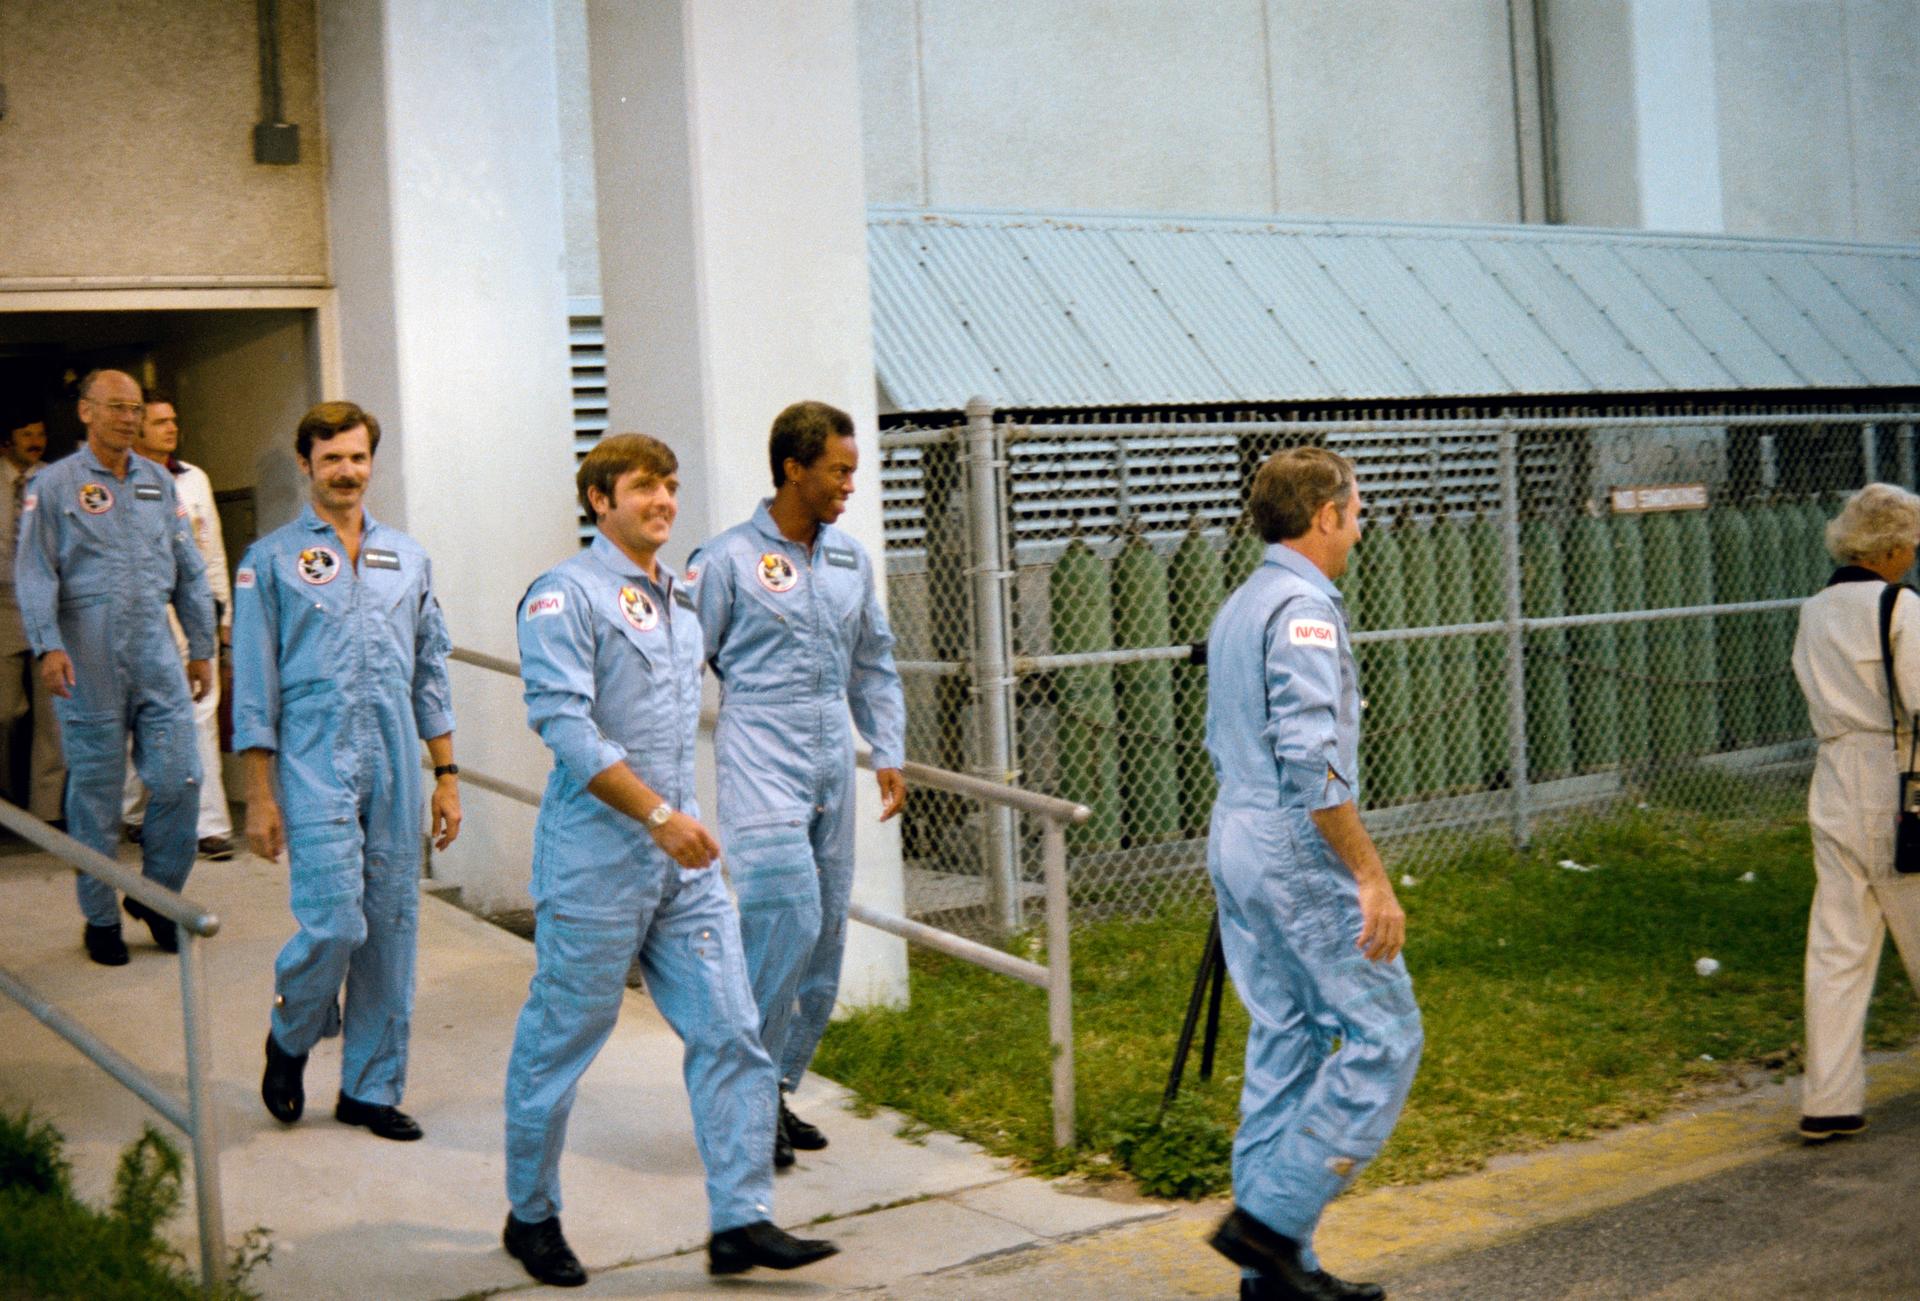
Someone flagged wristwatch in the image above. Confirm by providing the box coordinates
[433,764,459,778]
[645,802,674,830]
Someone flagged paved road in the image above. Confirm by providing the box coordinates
[1387,1087,1920,1300]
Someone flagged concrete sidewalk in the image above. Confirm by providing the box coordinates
[0,843,1158,1299]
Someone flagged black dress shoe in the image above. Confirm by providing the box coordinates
[334,1092,423,1141]
[707,1221,839,1275]
[262,1032,308,1123]
[774,1117,796,1169]
[1212,1207,1344,1299]
[197,836,236,862]
[503,1213,587,1288]
[83,923,129,967]
[1799,1113,1867,1142]
[123,897,178,953]
[1244,1273,1386,1301]
[781,1096,828,1151]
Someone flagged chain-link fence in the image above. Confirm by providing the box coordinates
[881,401,1920,937]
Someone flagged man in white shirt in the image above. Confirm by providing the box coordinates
[0,409,63,822]
[122,391,235,859]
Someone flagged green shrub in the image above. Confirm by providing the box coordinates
[1109,1094,1233,1199]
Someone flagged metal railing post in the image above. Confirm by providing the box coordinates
[964,395,1020,934]
[1862,422,1880,484]
[1497,421,1533,847]
[1041,816,1075,1149]
[177,932,226,1296]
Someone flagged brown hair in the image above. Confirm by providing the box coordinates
[577,433,679,520]
[296,400,382,460]
[1248,446,1355,543]
[769,400,854,487]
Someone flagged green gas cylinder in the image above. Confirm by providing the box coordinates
[1521,518,1573,781]
[1607,512,1652,770]
[1169,524,1226,834]
[1429,516,1485,792]
[1350,525,1412,805]
[1710,507,1758,747]
[1049,537,1122,851]
[1564,514,1621,772]
[1642,513,1691,758]
[1466,515,1511,787]
[1224,526,1265,590]
[1112,533,1182,845]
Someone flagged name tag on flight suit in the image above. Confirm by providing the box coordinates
[363,548,401,570]
[134,484,164,501]
[672,586,695,611]
[824,546,857,569]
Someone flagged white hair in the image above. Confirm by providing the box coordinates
[1825,482,1920,563]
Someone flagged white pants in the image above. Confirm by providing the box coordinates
[123,668,231,840]
[1803,733,1920,1116]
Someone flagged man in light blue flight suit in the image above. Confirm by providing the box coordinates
[232,400,462,1143]
[501,434,838,1289]
[15,368,216,966]
[1203,447,1421,1301]
[690,399,906,1167]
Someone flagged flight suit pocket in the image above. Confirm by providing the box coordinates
[725,816,816,915]
[285,821,365,941]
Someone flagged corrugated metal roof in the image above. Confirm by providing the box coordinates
[868,207,1920,411]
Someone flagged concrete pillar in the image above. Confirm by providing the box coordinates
[587,0,908,1009]
[1628,0,1724,233]
[318,0,579,912]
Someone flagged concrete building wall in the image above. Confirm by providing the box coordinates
[856,0,1530,222]
[0,0,328,281]
[1547,0,1920,242]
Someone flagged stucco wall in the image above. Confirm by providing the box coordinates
[856,0,1529,222]
[0,0,328,281]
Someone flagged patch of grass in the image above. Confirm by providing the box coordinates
[0,1110,272,1299]
[814,800,1920,1198]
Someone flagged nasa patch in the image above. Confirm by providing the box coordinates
[618,584,659,632]
[523,592,564,621]
[756,552,798,594]
[235,567,256,590]
[78,483,113,514]
[296,546,341,586]
[1288,618,1337,649]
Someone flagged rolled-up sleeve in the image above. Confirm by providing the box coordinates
[1262,598,1353,811]
[518,579,626,785]
[229,547,280,752]
[411,556,456,740]
[850,554,907,769]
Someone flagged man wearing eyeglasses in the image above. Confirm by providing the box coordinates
[15,369,216,966]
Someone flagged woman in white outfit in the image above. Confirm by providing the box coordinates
[1790,483,1920,1142]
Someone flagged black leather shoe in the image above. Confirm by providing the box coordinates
[781,1096,828,1151]
[334,1092,423,1141]
[1799,1113,1867,1142]
[123,897,178,953]
[707,1221,839,1275]
[1211,1207,1344,1299]
[262,1032,307,1123]
[774,1118,796,1169]
[1244,1272,1386,1301]
[83,923,129,966]
[503,1213,587,1288]
[197,836,236,862]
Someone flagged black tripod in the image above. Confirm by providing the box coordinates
[1160,914,1228,1113]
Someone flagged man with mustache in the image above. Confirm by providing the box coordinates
[690,400,906,1168]
[15,369,215,965]
[231,400,461,1142]
[502,433,835,1286]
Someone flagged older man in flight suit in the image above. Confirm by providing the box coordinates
[16,368,215,965]
[233,400,461,1143]
[691,399,906,1167]
[501,433,836,1289]
[1202,447,1421,1301]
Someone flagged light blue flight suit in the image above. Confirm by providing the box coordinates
[15,446,215,927]
[691,501,905,1093]
[505,535,775,1232]
[230,506,453,1106]
[1204,543,1423,1273]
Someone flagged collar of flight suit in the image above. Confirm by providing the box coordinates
[74,442,157,483]
[295,501,384,547]
[587,531,677,595]
[747,497,832,558]
[1265,541,1346,604]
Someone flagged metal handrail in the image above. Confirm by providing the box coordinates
[0,800,226,1294]
[446,644,1091,1147]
